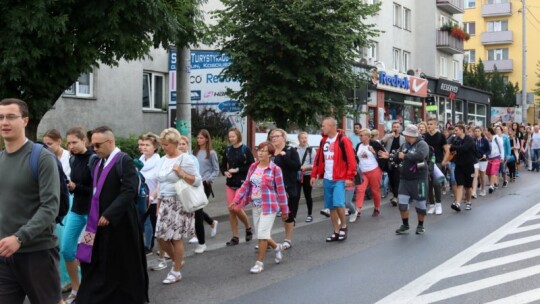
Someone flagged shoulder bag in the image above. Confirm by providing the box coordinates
[175,156,208,212]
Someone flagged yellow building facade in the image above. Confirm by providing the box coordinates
[463,0,540,124]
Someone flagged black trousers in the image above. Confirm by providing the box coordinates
[141,204,157,250]
[298,176,313,216]
[195,181,216,245]
[388,167,401,198]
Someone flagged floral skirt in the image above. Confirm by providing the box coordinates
[155,196,195,241]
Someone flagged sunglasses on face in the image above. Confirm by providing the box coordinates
[92,140,109,149]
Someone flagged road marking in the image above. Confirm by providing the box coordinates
[377,202,540,304]
[484,287,540,304]
[452,247,540,277]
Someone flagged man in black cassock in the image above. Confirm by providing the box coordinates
[77,126,148,304]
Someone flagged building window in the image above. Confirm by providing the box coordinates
[464,22,476,35]
[467,103,487,128]
[142,72,165,110]
[488,0,508,4]
[392,48,401,70]
[487,20,508,32]
[64,73,93,98]
[464,0,476,9]
[393,3,402,27]
[488,48,509,60]
[403,51,411,72]
[363,41,378,62]
[453,61,460,81]
[403,8,412,31]
[363,0,379,3]
[440,57,448,78]
[464,50,476,63]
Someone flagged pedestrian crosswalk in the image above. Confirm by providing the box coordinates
[377,202,540,304]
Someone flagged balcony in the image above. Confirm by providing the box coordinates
[483,59,513,72]
[482,2,512,17]
[437,0,464,15]
[436,30,464,55]
[481,31,513,45]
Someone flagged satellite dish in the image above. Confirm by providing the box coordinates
[406,69,415,76]
[360,58,368,65]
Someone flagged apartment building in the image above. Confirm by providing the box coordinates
[463,0,540,123]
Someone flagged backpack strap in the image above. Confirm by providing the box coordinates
[337,134,347,163]
[30,143,43,182]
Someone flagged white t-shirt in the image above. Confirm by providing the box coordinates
[323,135,337,180]
[59,149,71,179]
[356,143,378,172]
[532,132,540,150]
[489,135,504,159]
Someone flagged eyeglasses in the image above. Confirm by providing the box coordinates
[270,135,282,139]
[92,140,110,149]
[0,114,22,121]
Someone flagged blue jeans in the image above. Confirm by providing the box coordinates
[533,149,540,171]
[60,211,88,262]
[345,188,356,213]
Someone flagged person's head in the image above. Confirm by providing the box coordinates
[321,117,338,137]
[353,123,362,135]
[0,98,29,143]
[159,128,181,156]
[178,135,190,153]
[66,127,87,155]
[137,134,145,154]
[256,141,275,163]
[195,129,213,158]
[298,131,309,147]
[502,125,509,134]
[417,122,427,134]
[508,129,515,138]
[141,132,160,157]
[227,127,242,145]
[535,125,540,132]
[474,127,484,139]
[448,126,455,135]
[370,129,379,140]
[443,129,449,138]
[495,125,503,135]
[392,121,401,134]
[86,130,93,147]
[42,129,63,154]
[486,127,496,137]
[359,128,371,144]
[402,124,419,144]
[512,122,519,131]
[454,124,466,138]
[427,118,438,133]
[91,126,116,159]
[270,128,287,148]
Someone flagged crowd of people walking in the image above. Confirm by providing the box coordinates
[1,97,540,304]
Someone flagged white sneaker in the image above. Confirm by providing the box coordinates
[479,190,486,197]
[188,237,199,244]
[250,261,264,274]
[210,220,218,238]
[151,258,168,271]
[65,292,77,304]
[349,209,359,223]
[194,244,207,254]
[427,204,436,215]
[435,203,443,215]
[274,244,283,264]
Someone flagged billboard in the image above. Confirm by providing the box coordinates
[491,107,523,124]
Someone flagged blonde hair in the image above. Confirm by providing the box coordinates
[298,131,308,139]
[159,128,181,144]
[270,128,288,140]
[179,135,190,145]
[359,128,371,137]
[370,129,379,139]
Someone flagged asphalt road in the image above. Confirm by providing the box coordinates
[147,171,540,304]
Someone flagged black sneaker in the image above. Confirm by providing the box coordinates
[489,186,494,194]
[503,180,508,187]
[145,248,153,256]
[451,202,461,212]
[416,226,425,235]
[395,225,410,234]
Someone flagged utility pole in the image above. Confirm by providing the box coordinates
[176,47,192,142]
[522,0,528,123]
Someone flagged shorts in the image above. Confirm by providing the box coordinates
[0,248,62,304]
[455,165,474,188]
[474,163,479,169]
[448,162,456,186]
[486,158,501,176]
[398,178,427,202]
[478,161,488,172]
[323,179,346,209]
[285,186,299,223]
[252,207,277,240]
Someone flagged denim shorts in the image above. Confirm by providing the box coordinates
[323,179,346,209]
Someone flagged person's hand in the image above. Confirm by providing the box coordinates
[368,146,376,154]
[281,213,289,221]
[228,168,239,174]
[310,178,316,187]
[345,179,354,188]
[67,181,76,191]
[398,152,405,159]
[98,216,109,227]
[280,151,286,156]
[378,151,389,159]
[0,236,21,257]
[224,171,232,178]
[228,203,237,212]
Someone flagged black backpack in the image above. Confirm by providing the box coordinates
[30,143,70,225]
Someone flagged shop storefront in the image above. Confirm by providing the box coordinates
[372,69,429,133]
[427,77,491,128]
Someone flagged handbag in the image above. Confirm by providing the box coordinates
[175,178,209,212]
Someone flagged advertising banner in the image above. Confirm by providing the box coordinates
[491,107,522,124]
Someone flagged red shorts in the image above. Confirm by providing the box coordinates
[486,158,501,176]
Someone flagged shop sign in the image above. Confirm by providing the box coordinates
[372,70,428,97]
[436,79,460,97]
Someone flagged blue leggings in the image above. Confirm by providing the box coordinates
[60,211,88,262]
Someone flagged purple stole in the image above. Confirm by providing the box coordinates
[76,152,121,263]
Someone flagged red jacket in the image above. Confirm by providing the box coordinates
[311,131,357,181]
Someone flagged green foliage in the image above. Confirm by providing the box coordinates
[489,67,505,106]
[535,61,540,98]
[191,108,229,139]
[0,0,205,139]
[464,59,519,107]
[210,0,380,128]
[116,135,143,159]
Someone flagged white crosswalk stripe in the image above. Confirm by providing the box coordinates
[377,202,540,304]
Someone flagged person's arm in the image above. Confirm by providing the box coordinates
[209,150,220,182]
[101,156,138,226]
[174,155,202,187]
[72,163,93,196]
[220,149,229,176]
[238,147,255,176]
[15,152,60,245]
[343,137,357,181]
[280,147,301,171]
[405,142,429,163]
[274,166,289,215]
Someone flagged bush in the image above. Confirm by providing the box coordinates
[116,135,142,159]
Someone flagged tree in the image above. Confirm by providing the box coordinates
[0,0,205,139]
[534,61,540,98]
[489,67,506,106]
[474,59,489,91]
[210,0,380,128]
[503,81,519,107]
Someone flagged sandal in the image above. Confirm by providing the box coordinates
[338,227,348,241]
[326,232,340,242]
[226,236,239,246]
[281,240,292,250]
[162,271,182,284]
[245,227,253,242]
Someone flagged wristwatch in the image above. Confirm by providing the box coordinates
[14,235,22,245]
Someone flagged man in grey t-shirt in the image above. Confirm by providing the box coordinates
[0,98,62,304]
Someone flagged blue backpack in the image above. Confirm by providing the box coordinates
[30,143,70,225]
